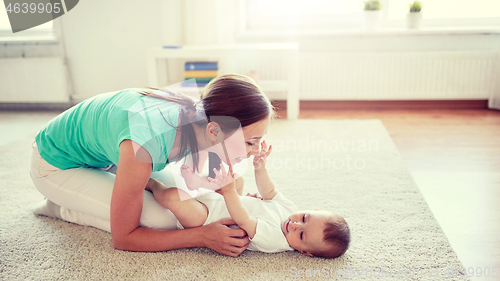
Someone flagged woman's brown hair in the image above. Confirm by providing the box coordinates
[139,74,274,173]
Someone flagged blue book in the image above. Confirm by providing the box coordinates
[185,62,218,71]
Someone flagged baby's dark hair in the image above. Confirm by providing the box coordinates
[312,214,350,259]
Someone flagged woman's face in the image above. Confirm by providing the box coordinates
[214,117,270,166]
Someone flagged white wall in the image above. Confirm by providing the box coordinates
[1,1,500,102]
[237,32,500,100]
[0,0,170,102]
[59,0,165,101]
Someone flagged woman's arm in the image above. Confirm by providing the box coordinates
[110,140,249,256]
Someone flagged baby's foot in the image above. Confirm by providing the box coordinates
[180,165,204,190]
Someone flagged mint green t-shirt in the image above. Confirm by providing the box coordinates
[35,88,186,172]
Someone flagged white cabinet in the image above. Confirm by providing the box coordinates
[146,43,300,119]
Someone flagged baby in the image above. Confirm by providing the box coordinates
[148,141,350,258]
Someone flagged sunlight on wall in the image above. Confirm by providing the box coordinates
[253,0,500,19]
[254,0,362,15]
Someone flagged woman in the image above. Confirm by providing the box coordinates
[30,74,273,257]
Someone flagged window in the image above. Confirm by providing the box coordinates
[246,0,364,30]
[0,8,55,40]
[252,0,361,16]
[388,0,500,20]
[245,0,500,32]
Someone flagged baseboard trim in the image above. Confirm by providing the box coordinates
[271,100,489,110]
[0,102,73,111]
[0,100,489,112]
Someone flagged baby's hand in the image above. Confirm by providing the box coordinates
[208,163,235,192]
[253,140,272,170]
[246,193,263,200]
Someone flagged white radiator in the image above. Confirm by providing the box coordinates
[221,51,498,100]
[0,57,69,103]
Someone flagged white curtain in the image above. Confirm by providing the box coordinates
[183,0,236,45]
[489,53,500,110]
[489,88,500,110]
[490,95,500,110]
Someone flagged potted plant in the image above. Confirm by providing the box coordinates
[364,0,382,30]
[407,1,422,29]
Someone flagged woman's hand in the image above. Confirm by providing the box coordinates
[201,218,250,257]
[207,163,235,193]
[253,140,272,170]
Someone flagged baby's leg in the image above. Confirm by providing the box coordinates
[162,188,208,228]
[149,182,207,228]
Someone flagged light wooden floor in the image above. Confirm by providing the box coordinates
[277,108,500,280]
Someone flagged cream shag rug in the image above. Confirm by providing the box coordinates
[0,119,469,280]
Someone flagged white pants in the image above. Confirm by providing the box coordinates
[29,142,183,232]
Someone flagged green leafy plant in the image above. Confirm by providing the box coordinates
[364,0,382,11]
[409,1,422,12]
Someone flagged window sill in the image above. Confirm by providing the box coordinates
[0,34,58,45]
[238,26,500,40]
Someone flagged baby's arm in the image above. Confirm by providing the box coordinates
[209,164,257,239]
[253,141,278,200]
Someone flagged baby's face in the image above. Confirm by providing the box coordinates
[281,210,335,256]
